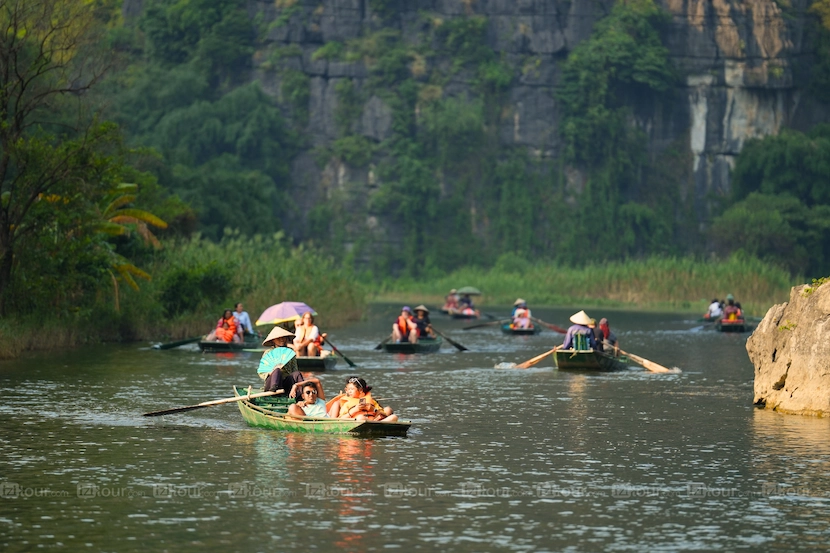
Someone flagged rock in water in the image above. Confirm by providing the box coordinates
[747,283,830,416]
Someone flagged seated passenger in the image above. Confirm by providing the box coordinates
[234,302,254,338]
[442,289,459,312]
[512,302,532,329]
[257,326,303,395]
[293,312,326,356]
[392,306,418,344]
[458,294,480,318]
[723,298,740,320]
[287,378,328,418]
[599,317,618,349]
[706,298,723,320]
[205,309,240,342]
[412,305,435,339]
[562,310,597,350]
[327,376,397,422]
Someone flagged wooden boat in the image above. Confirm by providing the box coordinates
[501,323,541,335]
[382,336,443,354]
[296,355,338,370]
[716,318,748,333]
[448,309,478,319]
[553,348,628,371]
[232,386,411,436]
[199,333,261,353]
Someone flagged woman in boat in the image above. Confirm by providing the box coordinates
[287,378,328,418]
[458,294,480,318]
[412,305,435,339]
[561,310,597,350]
[512,300,531,329]
[205,309,241,342]
[234,302,254,339]
[705,298,723,320]
[392,306,418,344]
[722,297,740,320]
[599,318,618,348]
[328,376,397,422]
[293,312,326,356]
[257,326,304,395]
[441,289,459,312]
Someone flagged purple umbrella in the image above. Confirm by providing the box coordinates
[255,302,317,326]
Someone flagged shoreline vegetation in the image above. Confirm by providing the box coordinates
[372,255,799,318]
[0,232,365,360]
[1,251,800,360]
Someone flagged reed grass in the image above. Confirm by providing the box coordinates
[374,255,799,317]
[0,232,366,359]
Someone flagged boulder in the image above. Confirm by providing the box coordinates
[747,283,830,416]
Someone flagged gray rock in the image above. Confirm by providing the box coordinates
[748,283,830,416]
[361,96,393,141]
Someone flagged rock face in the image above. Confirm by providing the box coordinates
[247,0,825,246]
[747,283,830,416]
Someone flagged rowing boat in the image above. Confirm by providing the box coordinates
[296,355,338,370]
[716,318,748,333]
[232,386,411,436]
[553,348,628,371]
[501,323,541,335]
[381,336,443,354]
[199,333,261,352]
[449,310,478,319]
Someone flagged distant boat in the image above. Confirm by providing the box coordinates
[199,334,261,352]
[381,336,443,354]
[501,323,541,335]
[553,348,628,371]
[716,318,748,333]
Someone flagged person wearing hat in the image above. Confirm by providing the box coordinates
[511,298,526,318]
[561,310,597,350]
[511,299,532,329]
[257,326,303,395]
[442,289,459,313]
[722,294,740,321]
[412,305,435,339]
[392,306,418,344]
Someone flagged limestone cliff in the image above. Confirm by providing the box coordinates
[247,0,822,244]
[748,283,830,416]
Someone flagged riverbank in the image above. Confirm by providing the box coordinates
[372,255,798,317]
[0,233,366,360]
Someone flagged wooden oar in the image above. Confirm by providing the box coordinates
[614,347,673,373]
[374,335,392,351]
[516,346,560,369]
[531,317,568,334]
[431,328,468,351]
[153,336,202,350]
[463,319,509,330]
[142,388,284,417]
[323,336,357,368]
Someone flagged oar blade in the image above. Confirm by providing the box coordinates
[143,404,208,417]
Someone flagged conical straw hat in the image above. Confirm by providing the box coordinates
[262,325,294,347]
[569,310,592,326]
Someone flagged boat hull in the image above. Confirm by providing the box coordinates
[553,349,628,371]
[232,386,410,436]
[382,336,442,354]
[716,319,747,333]
[199,334,261,352]
[450,311,478,319]
[296,355,338,370]
[501,323,541,335]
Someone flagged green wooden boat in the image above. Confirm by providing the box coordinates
[501,323,541,335]
[199,333,261,353]
[553,348,628,371]
[716,318,748,333]
[232,386,411,436]
[381,336,442,354]
[296,355,338,370]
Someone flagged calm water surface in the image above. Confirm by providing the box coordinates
[2,305,830,552]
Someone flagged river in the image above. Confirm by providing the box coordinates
[1,305,829,552]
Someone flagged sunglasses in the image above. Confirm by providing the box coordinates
[303,389,317,395]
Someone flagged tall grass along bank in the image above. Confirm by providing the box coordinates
[0,232,366,359]
[374,255,798,317]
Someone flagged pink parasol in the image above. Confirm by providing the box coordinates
[255,301,317,326]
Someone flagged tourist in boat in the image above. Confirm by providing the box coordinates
[327,376,397,422]
[412,305,436,339]
[258,326,303,395]
[441,289,459,312]
[722,295,740,320]
[205,309,241,342]
[458,294,480,318]
[705,298,723,320]
[588,319,604,351]
[234,302,254,338]
[599,318,618,349]
[287,378,328,418]
[293,312,326,356]
[512,300,532,329]
[392,306,418,344]
[561,310,597,350]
